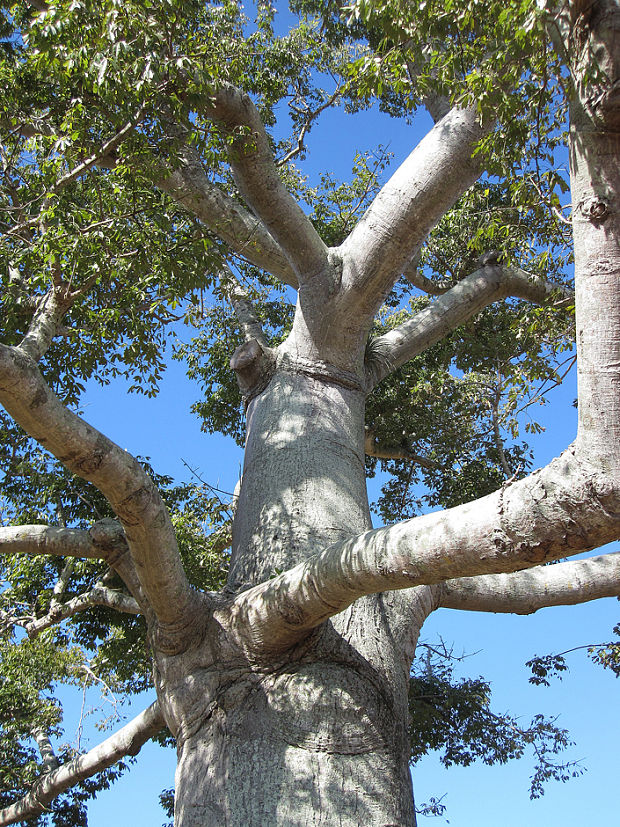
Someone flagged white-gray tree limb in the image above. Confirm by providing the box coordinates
[0,702,164,827]
[365,263,573,389]
[440,551,620,613]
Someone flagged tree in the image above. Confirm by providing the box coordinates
[1,0,619,824]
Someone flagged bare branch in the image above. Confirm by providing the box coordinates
[402,260,453,295]
[0,523,119,561]
[365,263,573,389]
[48,556,76,613]
[204,83,329,284]
[0,520,151,616]
[223,449,620,656]
[17,287,72,362]
[440,551,620,614]
[339,106,488,311]
[0,348,200,641]
[0,702,164,827]
[26,585,141,637]
[277,87,343,167]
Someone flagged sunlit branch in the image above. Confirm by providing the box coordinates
[32,729,60,772]
[204,83,329,285]
[156,142,298,287]
[340,106,488,311]
[439,551,620,614]
[0,520,151,615]
[365,263,573,389]
[224,449,620,657]
[26,585,141,638]
[0,702,164,827]
[0,523,115,561]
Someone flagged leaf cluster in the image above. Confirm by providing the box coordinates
[409,644,583,799]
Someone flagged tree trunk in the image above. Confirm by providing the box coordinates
[153,359,429,826]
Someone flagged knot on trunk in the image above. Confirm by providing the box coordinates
[579,195,610,222]
[230,338,275,405]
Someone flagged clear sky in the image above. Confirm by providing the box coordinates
[57,51,619,826]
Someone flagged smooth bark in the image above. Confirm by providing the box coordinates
[440,552,620,613]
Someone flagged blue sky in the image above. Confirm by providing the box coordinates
[55,52,620,825]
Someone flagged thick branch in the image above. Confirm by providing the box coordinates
[32,729,59,772]
[205,84,329,283]
[223,449,620,656]
[0,348,198,636]
[0,702,164,827]
[26,585,141,637]
[0,520,151,617]
[365,263,572,389]
[0,523,117,560]
[440,551,620,614]
[340,106,488,309]
[17,287,72,362]
[156,143,298,287]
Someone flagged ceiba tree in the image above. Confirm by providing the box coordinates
[1,0,619,824]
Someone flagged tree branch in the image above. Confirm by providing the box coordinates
[0,523,120,561]
[439,551,620,614]
[365,262,573,389]
[219,265,267,346]
[155,142,298,287]
[26,585,141,637]
[32,729,60,772]
[277,86,343,167]
[0,520,151,617]
[0,348,200,642]
[339,106,488,311]
[0,702,164,827]
[364,427,436,468]
[223,448,620,657]
[204,83,329,284]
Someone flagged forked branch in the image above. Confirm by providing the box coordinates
[0,520,150,617]
[26,585,141,638]
[204,83,329,284]
[340,106,488,311]
[156,142,298,287]
[0,346,198,638]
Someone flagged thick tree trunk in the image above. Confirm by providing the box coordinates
[155,360,425,826]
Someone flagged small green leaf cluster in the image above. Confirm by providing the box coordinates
[409,645,582,799]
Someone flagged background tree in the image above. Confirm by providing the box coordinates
[0,0,619,824]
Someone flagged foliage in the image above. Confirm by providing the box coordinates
[409,644,584,800]
[527,622,620,685]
